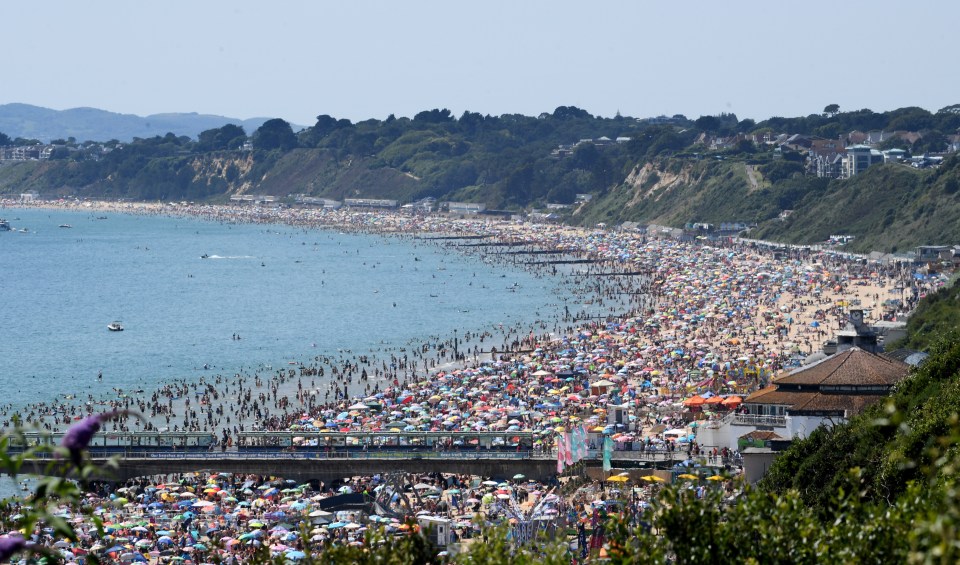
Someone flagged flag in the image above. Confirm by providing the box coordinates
[557,438,565,473]
[564,432,573,465]
[579,425,589,461]
[602,436,613,472]
[570,426,583,463]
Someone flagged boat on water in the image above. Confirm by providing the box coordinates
[59,224,72,228]
[0,219,10,231]
[107,321,124,332]
[200,254,210,259]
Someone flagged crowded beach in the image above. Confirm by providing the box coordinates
[0,199,946,562]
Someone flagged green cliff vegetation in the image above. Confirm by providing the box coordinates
[2,105,960,252]
[891,281,960,350]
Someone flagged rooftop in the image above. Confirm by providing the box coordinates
[774,347,909,387]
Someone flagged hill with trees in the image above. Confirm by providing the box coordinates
[1,104,960,252]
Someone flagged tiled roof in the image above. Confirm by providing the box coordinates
[744,348,910,417]
[744,389,885,416]
[745,386,802,405]
[740,430,785,441]
[774,347,910,387]
[793,393,883,415]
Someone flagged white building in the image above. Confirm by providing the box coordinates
[446,202,486,214]
[695,348,910,452]
[841,145,884,178]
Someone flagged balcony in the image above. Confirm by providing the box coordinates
[732,414,786,427]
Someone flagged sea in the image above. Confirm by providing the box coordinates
[0,206,589,413]
[1,206,609,497]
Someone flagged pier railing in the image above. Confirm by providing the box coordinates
[24,449,549,461]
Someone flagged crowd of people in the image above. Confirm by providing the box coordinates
[1,199,947,562]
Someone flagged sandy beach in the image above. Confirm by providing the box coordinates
[0,199,931,451]
[1,198,947,563]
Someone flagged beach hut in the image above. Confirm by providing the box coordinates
[590,379,615,396]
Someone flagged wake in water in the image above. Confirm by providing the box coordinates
[203,255,257,259]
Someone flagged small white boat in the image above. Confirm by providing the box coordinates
[107,321,124,332]
[59,224,72,228]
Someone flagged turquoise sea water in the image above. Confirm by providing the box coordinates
[0,207,578,412]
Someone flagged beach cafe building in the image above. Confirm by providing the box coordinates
[695,347,910,451]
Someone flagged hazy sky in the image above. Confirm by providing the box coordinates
[4,1,958,126]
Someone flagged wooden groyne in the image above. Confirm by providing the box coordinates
[523,259,604,266]
[457,240,537,247]
[419,234,491,240]
[572,271,652,276]
[497,249,569,255]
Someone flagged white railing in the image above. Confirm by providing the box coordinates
[732,414,786,427]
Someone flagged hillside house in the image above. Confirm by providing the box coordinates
[841,145,884,178]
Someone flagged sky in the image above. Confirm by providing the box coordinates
[3,1,958,127]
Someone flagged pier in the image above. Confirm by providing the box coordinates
[23,449,696,484]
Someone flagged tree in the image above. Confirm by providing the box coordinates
[49,146,71,160]
[695,115,721,132]
[458,111,485,133]
[198,124,247,152]
[551,106,592,120]
[737,118,756,133]
[0,131,11,146]
[914,129,947,153]
[252,118,297,151]
[413,108,454,123]
[824,103,840,117]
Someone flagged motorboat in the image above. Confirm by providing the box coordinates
[0,219,10,231]
[200,254,210,259]
[107,321,124,332]
[59,224,72,228]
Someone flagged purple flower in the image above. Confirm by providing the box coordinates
[60,410,131,465]
[0,535,26,561]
